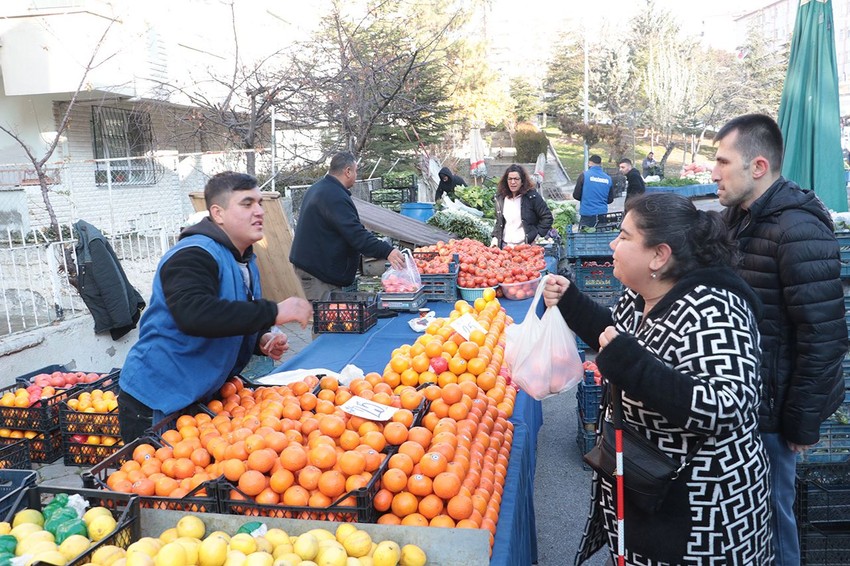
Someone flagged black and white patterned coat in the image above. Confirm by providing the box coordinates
[562,267,772,565]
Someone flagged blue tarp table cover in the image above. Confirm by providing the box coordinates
[646,183,717,198]
[268,297,543,565]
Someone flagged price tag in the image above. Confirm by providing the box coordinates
[340,396,399,421]
[450,313,486,340]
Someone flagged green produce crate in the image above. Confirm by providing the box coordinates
[3,484,140,566]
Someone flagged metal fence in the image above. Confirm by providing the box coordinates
[0,223,179,338]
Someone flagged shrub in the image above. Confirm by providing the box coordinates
[514,130,549,163]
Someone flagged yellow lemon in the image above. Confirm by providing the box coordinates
[126,552,155,566]
[253,537,272,554]
[334,524,357,545]
[222,550,246,566]
[12,509,44,529]
[59,534,92,561]
[22,539,58,558]
[127,538,163,558]
[159,529,179,545]
[227,533,256,556]
[399,545,426,566]
[91,544,126,566]
[88,515,118,542]
[371,541,400,566]
[204,532,230,544]
[175,516,205,540]
[271,554,300,566]
[154,542,187,566]
[306,529,334,543]
[292,533,318,561]
[262,529,288,551]
[0,521,12,535]
[242,551,273,566]
[83,507,113,528]
[174,537,199,565]
[341,531,371,559]
[18,530,55,555]
[198,534,228,566]
[270,544,293,560]
[29,549,67,566]
[314,544,347,566]
[11,523,43,543]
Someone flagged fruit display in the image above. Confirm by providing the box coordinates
[26,372,108,389]
[499,275,543,301]
[126,515,427,566]
[413,239,545,288]
[313,293,378,334]
[0,492,126,566]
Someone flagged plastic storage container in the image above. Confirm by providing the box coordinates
[400,202,435,223]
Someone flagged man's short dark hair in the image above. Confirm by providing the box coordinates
[714,113,784,173]
[619,158,633,166]
[589,155,602,164]
[329,152,357,174]
[204,171,258,210]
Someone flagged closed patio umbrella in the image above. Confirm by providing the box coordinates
[777,0,847,212]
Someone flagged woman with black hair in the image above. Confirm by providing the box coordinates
[490,164,552,248]
[545,193,771,564]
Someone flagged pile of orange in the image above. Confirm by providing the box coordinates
[382,294,516,418]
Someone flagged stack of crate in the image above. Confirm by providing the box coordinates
[565,216,624,350]
[574,368,603,469]
[794,237,850,564]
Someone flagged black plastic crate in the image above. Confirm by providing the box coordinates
[62,435,123,467]
[575,415,596,472]
[83,436,220,513]
[420,261,459,302]
[0,469,37,519]
[0,429,63,464]
[795,463,850,527]
[574,260,622,294]
[0,438,31,470]
[566,225,620,258]
[313,291,378,334]
[577,378,603,425]
[799,418,850,464]
[0,382,75,432]
[4,484,140,565]
[60,380,121,436]
[14,366,119,389]
[800,524,850,565]
[216,447,394,522]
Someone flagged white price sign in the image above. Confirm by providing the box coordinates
[450,313,486,340]
[339,395,399,421]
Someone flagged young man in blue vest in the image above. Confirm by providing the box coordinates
[118,171,311,441]
[572,154,614,228]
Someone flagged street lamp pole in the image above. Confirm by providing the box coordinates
[583,29,589,170]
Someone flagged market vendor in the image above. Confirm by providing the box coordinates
[118,171,311,441]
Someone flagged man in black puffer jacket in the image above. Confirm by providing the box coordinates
[714,114,848,566]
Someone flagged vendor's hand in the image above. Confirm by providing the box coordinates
[387,248,406,271]
[260,331,289,360]
[598,326,619,351]
[276,297,312,328]
[543,274,570,307]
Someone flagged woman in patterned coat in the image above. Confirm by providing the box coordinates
[544,193,772,564]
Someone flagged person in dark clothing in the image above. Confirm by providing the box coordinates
[713,114,848,565]
[618,158,646,205]
[490,164,553,248]
[290,151,405,300]
[118,172,312,441]
[73,219,145,340]
[641,152,658,177]
[573,155,614,228]
[435,166,467,200]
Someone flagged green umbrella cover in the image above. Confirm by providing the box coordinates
[778,0,847,212]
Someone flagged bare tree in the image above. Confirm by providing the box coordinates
[0,20,116,237]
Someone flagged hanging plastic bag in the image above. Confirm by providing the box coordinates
[381,249,422,293]
[504,275,584,400]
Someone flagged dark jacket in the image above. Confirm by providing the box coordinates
[73,220,145,340]
[724,177,848,444]
[435,167,467,200]
[491,190,553,248]
[624,167,646,203]
[290,174,393,287]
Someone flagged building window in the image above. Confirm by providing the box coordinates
[91,106,160,185]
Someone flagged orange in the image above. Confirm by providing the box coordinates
[401,513,429,527]
[132,443,156,464]
[420,452,448,478]
[338,450,367,476]
[382,422,408,445]
[222,458,246,482]
[279,444,308,471]
[411,354,430,374]
[457,342,479,361]
[407,474,433,497]
[398,440,425,464]
[317,470,346,499]
[308,443,337,470]
[388,452,414,475]
[418,493,445,519]
[407,426,433,448]
[374,488,394,512]
[391,491,419,518]
[390,355,410,374]
[466,357,487,376]
[433,472,461,499]
[441,383,463,405]
[468,329,486,346]
[377,513,402,525]
[424,340,443,359]
[282,485,310,506]
[297,465,322,490]
[447,494,474,520]
[131,478,156,496]
[319,415,345,438]
[172,458,195,480]
[448,357,467,375]
[430,514,456,528]
[391,408,415,427]
[381,468,408,493]
[247,448,277,473]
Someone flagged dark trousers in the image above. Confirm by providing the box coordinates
[118,390,167,443]
[579,214,609,228]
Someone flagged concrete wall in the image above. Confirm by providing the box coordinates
[0,316,137,388]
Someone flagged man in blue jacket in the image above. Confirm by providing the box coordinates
[290,151,405,300]
[572,155,614,228]
[118,172,311,441]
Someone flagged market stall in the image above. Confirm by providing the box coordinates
[265,297,543,566]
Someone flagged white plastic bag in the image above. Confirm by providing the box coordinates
[504,275,584,400]
[381,249,422,293]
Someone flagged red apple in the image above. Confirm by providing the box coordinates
[429,357,448,374]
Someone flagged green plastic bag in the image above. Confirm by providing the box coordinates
[55,519,88,544]
[44,507,78,536]
[0,535,16,555]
